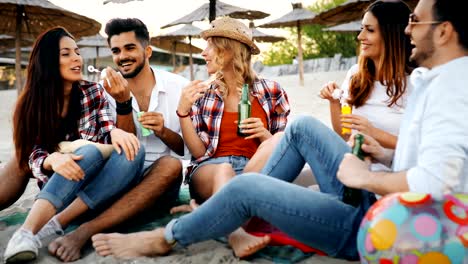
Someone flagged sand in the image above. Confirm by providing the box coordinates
[0,70,358,264]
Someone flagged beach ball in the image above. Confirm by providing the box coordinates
[357,192,468,264]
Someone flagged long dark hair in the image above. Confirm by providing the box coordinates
[348,0,412,108]
[13,27,80,170]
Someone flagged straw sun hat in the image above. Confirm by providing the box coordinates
[201,17,260,55]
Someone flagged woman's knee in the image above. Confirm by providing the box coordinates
[74,144,102,159]
[134,144,146,162]
[289,115,320,133]
[224,173,262,194]
[288,115,328,141]
[114,144,146,165]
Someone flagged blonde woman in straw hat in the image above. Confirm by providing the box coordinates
[92,17,290,258]
[170,19,290,213]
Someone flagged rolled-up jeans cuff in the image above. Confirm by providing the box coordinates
[165,218,180,245]
[77,191,97,210]
[36,191,64,210]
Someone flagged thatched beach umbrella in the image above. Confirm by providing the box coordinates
[0,0,101,93]
[313,0,371,26]
[323,20,361,33]
[161,0,269,29]
[156,24,202,80]
[151,37,202,71]
[313,0,418,26]
[260,2,317,86]
[249,22,285,43]
[77,34,108,68]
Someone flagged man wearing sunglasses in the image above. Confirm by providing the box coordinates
[338,0,468,199]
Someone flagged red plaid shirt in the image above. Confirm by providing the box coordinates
[190,78,290,164]
[29,81,115,184]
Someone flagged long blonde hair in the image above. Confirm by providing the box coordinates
[210,37,256,97]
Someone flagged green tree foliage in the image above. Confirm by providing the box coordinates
[263,0,358,66]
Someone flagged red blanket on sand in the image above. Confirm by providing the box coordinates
[244,217,327,255]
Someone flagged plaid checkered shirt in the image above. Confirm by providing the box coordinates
[29,81,115,184]
[191,77,290,164]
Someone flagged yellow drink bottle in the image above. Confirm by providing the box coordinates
[341,103,352,135]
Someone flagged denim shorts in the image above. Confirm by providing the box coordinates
[185,155,249,203]
[185,155,249,184]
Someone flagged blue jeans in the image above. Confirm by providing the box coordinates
[166,116,376,260]
[37,144,145,212]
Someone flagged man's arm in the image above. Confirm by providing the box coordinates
[364,169,409,196]
[102,67,136,135]
[116,113,136,135]
[158,127,184,156]
[138,112,185,156]
[337,153,410,196]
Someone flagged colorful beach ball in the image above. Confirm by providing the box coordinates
[357,192,468,264]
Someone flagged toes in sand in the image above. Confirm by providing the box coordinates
[228,228,271,258]
[91,228,171,259]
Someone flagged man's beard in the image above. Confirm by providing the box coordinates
[120,58,146,79]
[410,28,435,67]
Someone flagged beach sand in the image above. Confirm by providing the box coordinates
[0,70,358,264]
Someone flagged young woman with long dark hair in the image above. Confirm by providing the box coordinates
[4,27,144,263]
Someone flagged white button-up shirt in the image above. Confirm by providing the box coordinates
[393,57,468,199]
[106,69,189,168]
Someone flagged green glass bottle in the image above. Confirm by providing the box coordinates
[342,134,364,207]
[237,84,251,137]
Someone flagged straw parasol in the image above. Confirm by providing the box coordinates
[260,2,317,86]
[313,0,418,26]
[77,34,108,68]
[161,0,269,29]
[249,22,285,43]
[155,24,202,80]
[151,37,202,71]
[323,20,361,33]
[0,0,101,93]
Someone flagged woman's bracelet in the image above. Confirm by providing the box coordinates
[176,109,190,118]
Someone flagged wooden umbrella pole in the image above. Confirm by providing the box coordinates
[15,5,24,94]
[96,46,99,68]
[209,0,216,22]
[189,36,194,81]
[297,21,304,86]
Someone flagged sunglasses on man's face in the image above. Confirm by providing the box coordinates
[408,13,442,26]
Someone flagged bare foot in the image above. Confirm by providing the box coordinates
[169,199,199,214]
[91,228,171,258]
[48,229,92,262]
[228,228,271,258]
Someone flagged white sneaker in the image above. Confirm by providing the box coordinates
[35,216,64,244]
[3,228,42,263]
